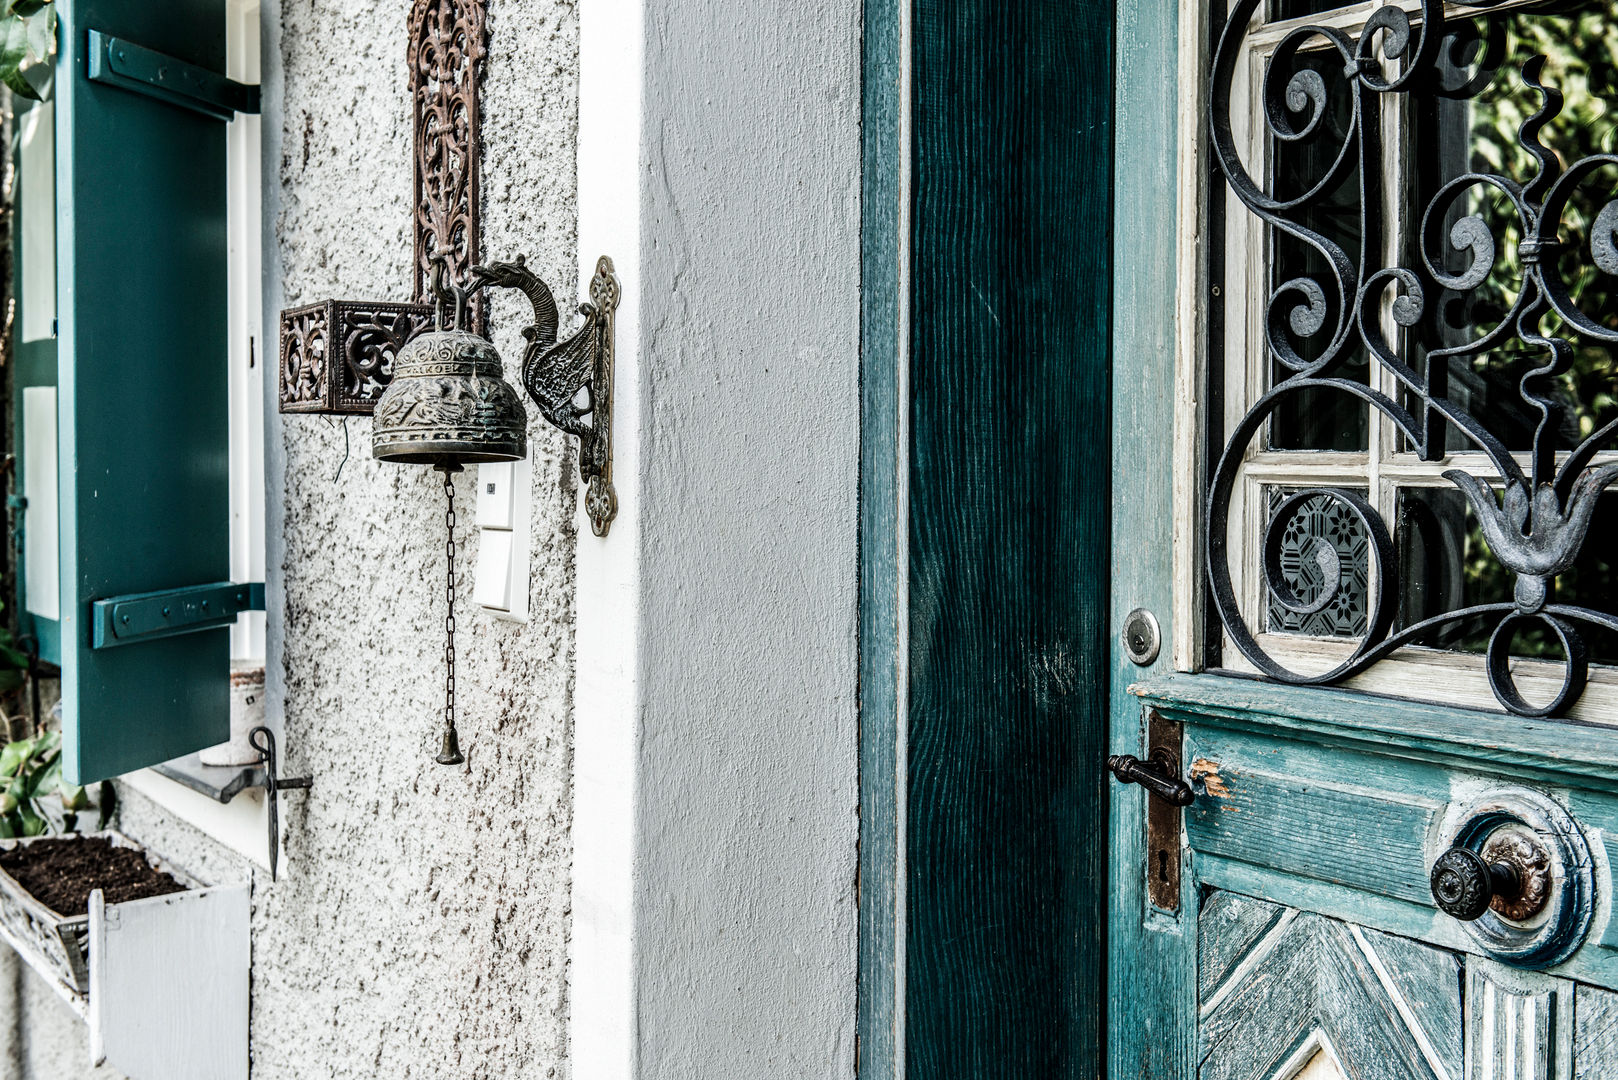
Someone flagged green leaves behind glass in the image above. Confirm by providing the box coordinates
[0,2,53,101]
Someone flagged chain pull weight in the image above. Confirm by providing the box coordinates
[435,463,465,766]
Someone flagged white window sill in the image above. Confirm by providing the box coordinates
[119,768,273,873]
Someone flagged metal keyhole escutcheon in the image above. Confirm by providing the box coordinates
[1122,608,1161,666]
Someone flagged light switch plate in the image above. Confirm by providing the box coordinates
[474,450,530,622]
[473,530,515,611]
[477,460,516,530]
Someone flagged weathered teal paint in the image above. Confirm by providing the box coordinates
[1199,893,1464,1080]
[1107,0,1196,1075]
[905,1,1112,1076]
[56,0,232,784]
[858,0,903,1074]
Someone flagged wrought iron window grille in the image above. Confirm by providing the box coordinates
[1207,0,1618,718]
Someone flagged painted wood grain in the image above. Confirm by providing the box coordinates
[1199,892,1461,1080]
[1108,0,1201,1071]
[857,0,903,1074]
[1573,983,1618,1078]
[1185,760,1440,905]
[1198,888,1287,1003]
[1136,675,1618,793]
[88,885,249,1080]
[1463,961,1574,1080]
[1197,851,1618,994]
[904,0,1112,1076]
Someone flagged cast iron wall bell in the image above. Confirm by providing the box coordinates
[373,255,620,764]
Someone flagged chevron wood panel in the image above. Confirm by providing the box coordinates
[1200,892,1462,1080]
[1200,892,1618,1080]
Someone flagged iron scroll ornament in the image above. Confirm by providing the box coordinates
[1206,0,1618,717]
[467,255,621,537]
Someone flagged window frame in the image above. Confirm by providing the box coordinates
[121,0,272,871]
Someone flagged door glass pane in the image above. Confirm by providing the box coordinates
[1410,1,1618,454]
[1396,486,1618,665]
[1266,487,1370,637]
[1269,0,1358,19]
[1268,46,1370,451]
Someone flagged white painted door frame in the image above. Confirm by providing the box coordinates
[570,0,863,1076]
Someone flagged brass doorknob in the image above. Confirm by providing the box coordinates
[1430,848,1521,922]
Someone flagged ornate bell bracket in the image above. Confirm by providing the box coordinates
[279,0,487,415]
[461,254,621,538]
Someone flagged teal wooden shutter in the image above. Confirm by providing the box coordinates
[57,0,233,784]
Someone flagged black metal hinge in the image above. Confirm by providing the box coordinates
[87,29,261,122]
[91,581,265,649]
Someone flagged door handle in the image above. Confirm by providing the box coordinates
[1430,834,1550,923]
[1108,748,1195,807]
[1430,848,1519,921]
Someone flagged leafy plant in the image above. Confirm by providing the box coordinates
[0,600,27,700]
[0,0,54,102]
[0,730,96,838]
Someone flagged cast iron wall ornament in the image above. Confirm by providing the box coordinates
[373,255,620,763]
[1207,0,1618,718]
[278,0,486,414]
[467,255,621,536]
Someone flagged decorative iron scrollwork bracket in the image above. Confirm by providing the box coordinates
[278,0,487,414]
[467,256,621,537]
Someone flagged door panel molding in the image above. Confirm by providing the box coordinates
[1199,892,1462,1080]
[1136,675,1618,794]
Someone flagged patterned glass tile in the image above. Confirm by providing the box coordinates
[1265,488,1370,638]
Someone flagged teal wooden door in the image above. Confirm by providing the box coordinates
[1110,1,1618,1077]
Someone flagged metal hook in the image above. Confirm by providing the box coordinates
[428,253,470,332]
[249,726,312,883]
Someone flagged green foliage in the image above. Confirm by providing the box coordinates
[0,1,53,101]
[0,730,102,838]
[0,729,60,838]
[1455,3,1618,445]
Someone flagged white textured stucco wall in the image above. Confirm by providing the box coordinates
[2,2,581,1077]
[623,0,863,1074]
[2,0,865,1074]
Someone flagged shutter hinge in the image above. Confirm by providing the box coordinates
[87,29,261,122]
[91,581,265,649]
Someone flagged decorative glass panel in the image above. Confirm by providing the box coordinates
[1267,488,1370,637]
[1268,47,1370,451]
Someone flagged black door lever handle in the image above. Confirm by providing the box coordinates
[1108,748,1195,807]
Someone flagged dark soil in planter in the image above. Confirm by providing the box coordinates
[0,835,187,917]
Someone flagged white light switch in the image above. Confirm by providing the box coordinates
[474,451,530,622]
[478,461,516,530]
[473,529,515,611]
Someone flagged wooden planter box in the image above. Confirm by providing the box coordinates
[0,830,206,1000]
[0,829,248,1078]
